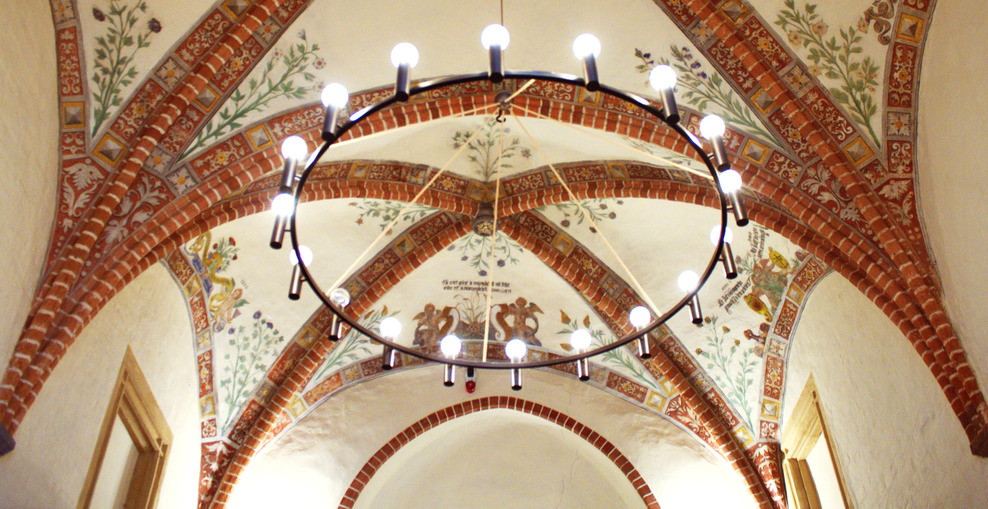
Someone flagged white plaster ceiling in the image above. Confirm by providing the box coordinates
[227,367,758,509]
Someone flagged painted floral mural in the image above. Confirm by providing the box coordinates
[89,0,160,137]
[634,45,778,145]
[775,0,882,147]
[181,32,324,159]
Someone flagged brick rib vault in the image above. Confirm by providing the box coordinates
[2,0,986,507]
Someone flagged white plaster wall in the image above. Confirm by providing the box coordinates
[228,368,756,509]
[917,0,988,389]
[0,264,199,509]
[0,0,60,367]
[354,410,645,509]
[784,273,988,508]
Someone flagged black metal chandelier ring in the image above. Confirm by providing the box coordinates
[267,32,749,381]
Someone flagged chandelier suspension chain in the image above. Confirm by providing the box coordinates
[511,103,707,179]
[513,113,662,316]
[481,119,507,362]
[327,109,498,292]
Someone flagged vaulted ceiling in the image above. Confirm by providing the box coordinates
[2,0,985,508]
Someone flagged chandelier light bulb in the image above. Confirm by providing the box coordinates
[390,42,420,68]
[719,169,743,194]
[629,306,651,329]
[280,135,308,161]
[710,225,734,246]
[380,316,402,339]
[271,192,295,218]
[481,23,510,49]
[329,288,350,307]
[288,245,313,266]
[572,33,601,58]
[699,114,726,140]
[320,83,349,109]
[649,64,677,91]
[678,270,700,293]
[440,334,462,358]
[505,338,528,361]
[570,329,592,351]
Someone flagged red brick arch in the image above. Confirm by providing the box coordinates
[681,0,983,440]
[337,397,662,509]
[189,152,977,507]
[6,0,985,484]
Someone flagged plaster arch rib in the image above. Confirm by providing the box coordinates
[337,396,662,509]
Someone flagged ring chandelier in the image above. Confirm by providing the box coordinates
[266,25,749,390]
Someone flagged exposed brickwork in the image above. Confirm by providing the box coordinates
[502,211,776,508]
[335,397,663,509]
[6,5,988,509]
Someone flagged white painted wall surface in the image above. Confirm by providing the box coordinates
[355,410,645,509]
[228,367,757,509]
[784,273,988,508]
[917,0,988,389]
[0,0,59,367]
[0,264,199,508]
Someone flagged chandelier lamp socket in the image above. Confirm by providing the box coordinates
[391,42,419,101]
[482,24,510,82]
[573,33,601,91]
[320,83,349,141]
[441,334,462,387]
[506,339,527,390]
[266,27,748,390]
[570,329,592,381]
[327,288,351,341]
[628,305,652,359]
[699,114,731,171]
[710,226,739,280]
[649,65,679,123]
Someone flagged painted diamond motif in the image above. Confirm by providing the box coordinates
[155,57,186,90]
[887,112,912,137]
[144,146,173,175]
[196,86,220,110]
[166,166,198,195]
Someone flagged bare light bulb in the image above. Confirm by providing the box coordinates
[271,192,295,218]
[649,65,677,91]
[390,42,420,68]
[380,317,402,339]
[710,225,734,246]
[570,329,592,351]
[440,334,462,358]
[629,306,651,329]
[481,24,510,49]
[678,270,700,293]
[280,135,308,161]
[329,288,350,307]
[699,114,726,140]
[505,338,527,361]
[321,83,349,109]
[719,169,743,194]
[288,245,313,266]
[572,33,601,58]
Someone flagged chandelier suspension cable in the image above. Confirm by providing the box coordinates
[480,118,508,362]
[272,29,749,380]
[512,113,661,316]
[326,110,499,292]
[328,101,503,151]
[511,103,707,179]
